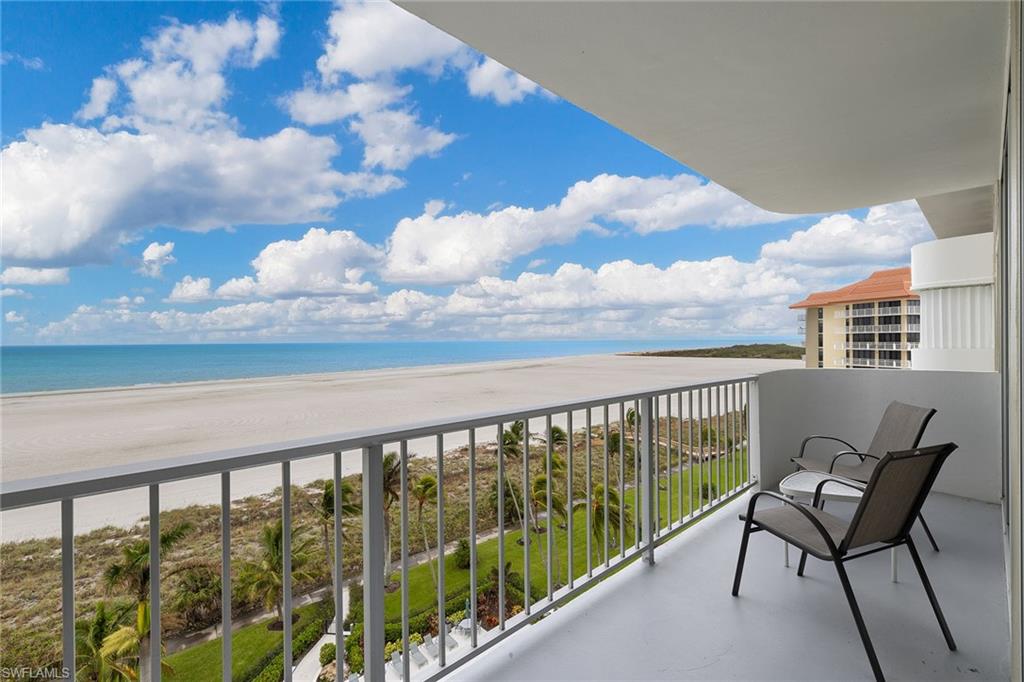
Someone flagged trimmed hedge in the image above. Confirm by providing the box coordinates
[245,602,333,682]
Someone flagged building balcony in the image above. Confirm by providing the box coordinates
[836,342,919,351]
[0,370,1006,682]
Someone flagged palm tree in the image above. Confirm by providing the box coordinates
[530,473,568,580]
[500,421,528,528]
[99,608,173,681]
[310,479,360,596]
[574,484,631,564]
[237,519,316,627]
[409,475,438,588]
[381,451,403,583]
[102,521,192,682]
[76,601,119,681]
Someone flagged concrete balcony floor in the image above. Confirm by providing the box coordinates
[450,492,1009,681]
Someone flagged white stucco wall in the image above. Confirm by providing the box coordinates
[754,368,1001,503]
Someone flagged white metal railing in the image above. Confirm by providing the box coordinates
[0,377,755,682]
[907,324,921,332]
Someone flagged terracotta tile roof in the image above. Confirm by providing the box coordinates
[790,267,918,309]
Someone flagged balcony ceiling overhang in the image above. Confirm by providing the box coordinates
[398,1,1010,223]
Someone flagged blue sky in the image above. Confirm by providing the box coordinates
[0,1,932,344]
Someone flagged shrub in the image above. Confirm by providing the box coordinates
[319,642,336,667]
[453,538,472,569]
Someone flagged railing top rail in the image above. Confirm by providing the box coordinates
[0,375,756,511]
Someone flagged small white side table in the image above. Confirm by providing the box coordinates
[778,470,898,582]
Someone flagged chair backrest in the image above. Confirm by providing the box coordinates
[865,401,937,458]
[841,442,957,551]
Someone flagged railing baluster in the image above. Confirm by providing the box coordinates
[602,404,610,567]
[687,391,694,519]
[663,393,671,524]
[332,453,344,679]
[633,399,640,549]
[545,415,553,599]
[653,395,660,533]
[677,392,683,523]
[363,444,385,681]
[698,388,705,512]
[282,464,292,682]
[61,499,74,681]
[221,473,232,682]
[618,402,626,558]
[640,396,655,564]
[585,408,592,577]
[470,428,479,645]
[566,411,574,588]
[497,422,506,630]
[718,385,724,501]
[521,418,530,615]
[400,442,410,680]
[436,434,446,664]
[731,383,737,492]
[746,381,752,483]
[149,484,161,682]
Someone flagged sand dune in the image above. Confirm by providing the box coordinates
[0,354,799,540]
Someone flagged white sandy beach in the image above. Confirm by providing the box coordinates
[0,354,799,541]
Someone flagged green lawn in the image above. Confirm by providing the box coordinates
[387,448,748,619]
[169,449,748,678]
[165,602,321,681]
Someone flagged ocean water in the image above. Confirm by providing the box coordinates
[0,339,759,394]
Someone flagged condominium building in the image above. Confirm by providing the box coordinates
[790,267,921,369]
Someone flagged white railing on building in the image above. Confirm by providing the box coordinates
[0,377,755,682]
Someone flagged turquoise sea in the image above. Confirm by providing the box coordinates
[0,339,767,394]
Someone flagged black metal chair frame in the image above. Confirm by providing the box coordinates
[732,444,958,682]
[794,424,941,552]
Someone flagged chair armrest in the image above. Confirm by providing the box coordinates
[827,450,880,473]
[811,475,867,508]
[743,490,841,555]
[792,435,858,464]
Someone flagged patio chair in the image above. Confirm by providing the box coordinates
[423,634,439,659]
[410,643,429,667]
[733,443,958,682]
[790,400,940,550]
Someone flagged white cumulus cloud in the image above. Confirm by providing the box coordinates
[166,275,214,303]
[760,200,932,265]
[218,228,382,298]
[383,173,793,284]
[4,311,25,323]
[0,267,70,285]
[2,11,401,270]
[137,241,177,278]
[466,57,545,105]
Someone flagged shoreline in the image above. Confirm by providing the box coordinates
[1,354,800,540]
[0,351,625,399]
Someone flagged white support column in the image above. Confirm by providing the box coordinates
[362,444,386,682]
[912,232,996,371]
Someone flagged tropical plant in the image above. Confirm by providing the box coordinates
[530,473,568,580]
[574,484,631,564]
[409,474,438,588]
[99,606,174,681]
[167,565,221,631]
[381,451,403,583]
[76,601,119,681]
[453,538,472,570]
[499,421,528,527]
[310,478,360,595]
[486,477,522,527]
[101,521,192,682]
[237,519,316,627]
[544,425,568,449]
